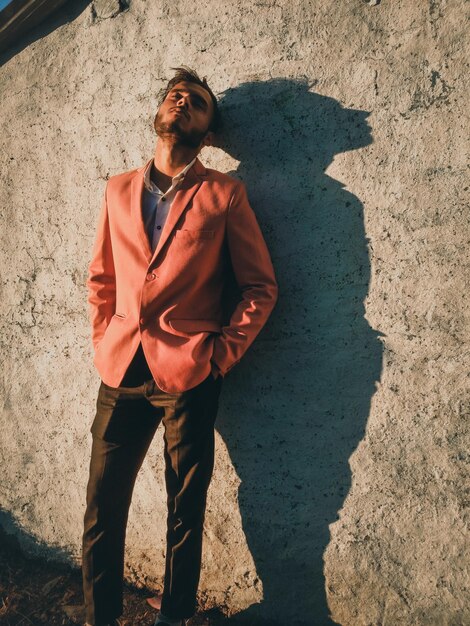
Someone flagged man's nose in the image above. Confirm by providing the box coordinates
[177,95,189,108]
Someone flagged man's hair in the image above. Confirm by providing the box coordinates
[157,66,222,135]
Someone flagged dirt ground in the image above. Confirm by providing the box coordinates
[0,528,232,626]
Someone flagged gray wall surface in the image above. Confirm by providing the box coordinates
[0,1,468,624]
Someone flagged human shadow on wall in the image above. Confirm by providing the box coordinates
[212,79,383,626]
[0,508,72,566]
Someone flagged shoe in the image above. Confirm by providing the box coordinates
[146,592,162,610]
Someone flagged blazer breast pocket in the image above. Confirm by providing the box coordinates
[174,229,215,240]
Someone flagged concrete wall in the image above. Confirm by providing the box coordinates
[0,1,468,624]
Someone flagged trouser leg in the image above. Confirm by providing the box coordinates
[157,373,223,620]
[82,382,161,625]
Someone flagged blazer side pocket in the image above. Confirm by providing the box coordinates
[169,319,222,335]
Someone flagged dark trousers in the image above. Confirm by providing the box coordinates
[82,344,223,624]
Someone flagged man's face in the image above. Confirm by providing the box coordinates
[154,81,215,149]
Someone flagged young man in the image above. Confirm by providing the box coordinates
[82,67,278,626]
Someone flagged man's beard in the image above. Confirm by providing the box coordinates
[154,112,208,149]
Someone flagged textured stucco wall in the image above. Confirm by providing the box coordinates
[0,1,468,624]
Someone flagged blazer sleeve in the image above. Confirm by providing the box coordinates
[86,183,116,351]
[211,181,278,376]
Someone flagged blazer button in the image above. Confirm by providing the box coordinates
[146,272,157,281]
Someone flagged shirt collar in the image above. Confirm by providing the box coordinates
[143,157,197,194]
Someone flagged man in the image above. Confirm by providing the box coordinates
[82,67,278,626]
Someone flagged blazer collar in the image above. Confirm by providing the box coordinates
[136,156,208,178]
[130,156,207,264]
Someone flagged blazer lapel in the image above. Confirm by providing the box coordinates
[130,159,153,263]
[151,157,207,262]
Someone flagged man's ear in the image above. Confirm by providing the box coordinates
[202,131,215,147]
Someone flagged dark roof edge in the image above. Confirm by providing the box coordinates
[0,0,68,54]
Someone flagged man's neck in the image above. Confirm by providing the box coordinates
[151,139,199,192]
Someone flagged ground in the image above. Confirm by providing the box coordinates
[0,527,231,626]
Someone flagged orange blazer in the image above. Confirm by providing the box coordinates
[87,157,278,392]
